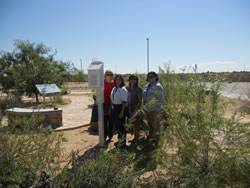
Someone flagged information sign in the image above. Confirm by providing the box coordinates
[36,84,61,94]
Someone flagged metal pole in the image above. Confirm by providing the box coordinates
[147,38,149,73]
[80,58,82,72]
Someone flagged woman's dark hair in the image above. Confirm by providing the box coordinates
[128,74,139,87]
[146,71,159,82]
[114,74,125,88]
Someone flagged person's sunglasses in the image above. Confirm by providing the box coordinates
[148,76,155,79]
[106,73,113,76]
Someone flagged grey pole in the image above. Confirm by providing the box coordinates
[80,58,82,72]
[146,38,149,73]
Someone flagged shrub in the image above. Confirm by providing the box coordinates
[155,65,249,187]
[60,149,135,188]
[55,93,63,105]
[0,116,67,187]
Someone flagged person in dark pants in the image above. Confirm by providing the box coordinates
[103,70,114,142]
[110,74,128,148]
[126,74,142,143]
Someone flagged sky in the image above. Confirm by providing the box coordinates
[0,0,250,74]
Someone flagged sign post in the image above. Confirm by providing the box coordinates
[88,61,105,146]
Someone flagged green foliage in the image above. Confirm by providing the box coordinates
[55,93,63,105]
[60,149,135,188]
[136,73,147,89]
[71,70,88,82]
[0,116,66,187]
[239,106,250,114]
[0,94,21,117]
[155,65,250,187]
[59,62,87,82]
[0,40,72,102]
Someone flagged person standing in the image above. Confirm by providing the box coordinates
[126,74,142,143]
[110,74,128,148]
[103,70,114,142]
[143,71,163,140]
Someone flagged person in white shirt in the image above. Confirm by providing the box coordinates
[110,74,128,148]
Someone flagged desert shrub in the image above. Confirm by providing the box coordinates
[55,93,63,105]
[0,94,21,114]
[155,65,250,187]
[0,116,67,187]
[137,73,147,89]
[59,149,135,188]
[240,106,250,114]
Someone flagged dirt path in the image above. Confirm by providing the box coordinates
[56,94,93,130]
[56,94,99,163]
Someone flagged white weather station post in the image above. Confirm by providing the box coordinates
[88,61,105,146]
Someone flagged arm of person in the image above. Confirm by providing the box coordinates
[153,84,164,111]
[119,101,127,119]
[137,87,143,109]
[138,95,142,109]
[119,87,128,118]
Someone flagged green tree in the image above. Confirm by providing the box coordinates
[0,40,66,102]
[71,68,87,82]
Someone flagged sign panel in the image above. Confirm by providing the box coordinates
[36,84,61,94]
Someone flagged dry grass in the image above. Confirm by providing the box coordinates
[63,82,88,88]
[221,96,250,122]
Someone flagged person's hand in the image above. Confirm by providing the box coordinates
[119,111,124,119]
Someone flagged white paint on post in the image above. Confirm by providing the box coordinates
[96,88,105,146]
[87,61,105,147]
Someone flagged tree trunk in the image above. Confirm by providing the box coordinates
[35,93,39,103]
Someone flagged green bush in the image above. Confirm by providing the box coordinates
[0,94,21,113]
[0,116,67,187]
[60,149,135,188]
[155,65,250,187]
[55,93,63,105]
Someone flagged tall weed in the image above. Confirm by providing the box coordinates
[155,65,249,187]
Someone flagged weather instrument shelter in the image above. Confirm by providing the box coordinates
[88,61,105,146]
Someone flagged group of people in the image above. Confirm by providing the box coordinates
[102,70,163,148]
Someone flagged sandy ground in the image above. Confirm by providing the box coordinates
[221,97,250,123]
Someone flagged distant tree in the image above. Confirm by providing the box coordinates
[71,69,87,82]
[0,40,67,102]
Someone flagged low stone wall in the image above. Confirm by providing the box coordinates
[6,108,62,129]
